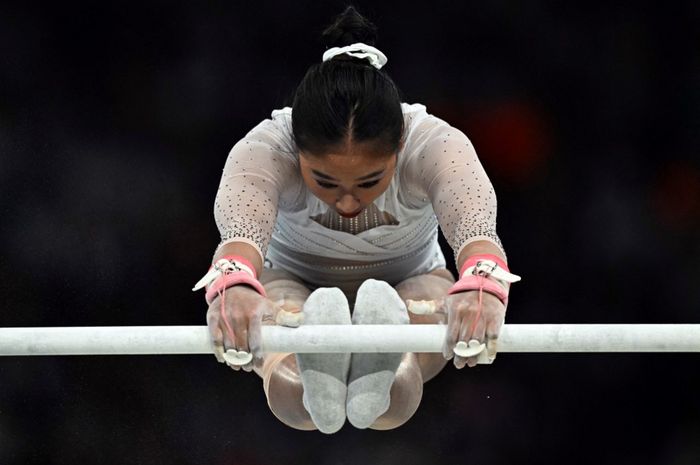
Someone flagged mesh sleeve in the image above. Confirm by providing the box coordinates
[213,133,298,262]
[406,121,505,263]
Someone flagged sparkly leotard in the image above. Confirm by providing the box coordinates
[214,103,504,294]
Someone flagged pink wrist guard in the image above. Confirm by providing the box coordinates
[204,255,267,305]
[448,254,511,305]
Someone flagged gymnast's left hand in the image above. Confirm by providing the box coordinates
[442,289,506,369]
[206,285,285,372]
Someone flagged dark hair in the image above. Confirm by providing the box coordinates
[292,6,404,157]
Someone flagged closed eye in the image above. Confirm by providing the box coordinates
[358,180,381,189]
[316,180,338,189]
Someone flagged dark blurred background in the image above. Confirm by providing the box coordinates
[1,1,699,464]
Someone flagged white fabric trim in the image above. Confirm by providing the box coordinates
[213,237,264,264]
[455,236,507,264]
[322,42,388,69]
[191,258,256,292]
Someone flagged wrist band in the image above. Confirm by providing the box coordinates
[447,254,521,350]
[457,254,521,284]
[192,255,267,304]
[448,275,510,304]
[204,271,267,305]
[192,255,266,364]
[448,254,521,305]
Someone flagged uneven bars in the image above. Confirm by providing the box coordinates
[1,325,700,357]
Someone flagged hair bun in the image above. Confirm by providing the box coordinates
[321,6,378,48]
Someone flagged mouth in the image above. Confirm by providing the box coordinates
[338,208,362,218]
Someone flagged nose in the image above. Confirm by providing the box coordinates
[336,193,360,214]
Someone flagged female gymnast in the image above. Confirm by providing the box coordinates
[193,7,519,433]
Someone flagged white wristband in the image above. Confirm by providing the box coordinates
[192,258,255,291]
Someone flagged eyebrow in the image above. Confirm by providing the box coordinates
[311,169,385,181]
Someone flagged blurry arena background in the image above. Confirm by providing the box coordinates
[1,2,698,464]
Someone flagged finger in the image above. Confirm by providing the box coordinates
[206,311,225,363]
[212,296,238,353]
[460,308,486,344]
[485,314,503,340]
[261,300,280,327]
[453,353,468,370]
[252,353,265,371]
[221,320,236,353]
[231,308,249,354]
[247,306,265,365]
[211,327,225,364]
[486,318,502,362]
[442,304,461,360]
[275,308,304,327]
[452,315,469,369]
[459,309,485,369]
[486,337,498,362]
[452,316,469,370]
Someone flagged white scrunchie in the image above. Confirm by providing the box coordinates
[322,42,388,69]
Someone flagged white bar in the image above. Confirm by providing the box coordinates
[0,325,700,356]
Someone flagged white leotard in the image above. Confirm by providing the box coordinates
[213,103,504,293]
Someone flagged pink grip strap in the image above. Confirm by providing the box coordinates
[452,253,511,304]
[202,255,266,356]
[447,253,511,346]
[205,271,267,305]
[447,274,509,305]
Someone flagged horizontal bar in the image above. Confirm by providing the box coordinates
[0,325,699,356]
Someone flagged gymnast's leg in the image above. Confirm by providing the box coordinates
[254,268,454,431]
[369,269,455,430]
[254,268,315,430]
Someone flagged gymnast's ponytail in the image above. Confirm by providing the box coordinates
[292,6,404,157]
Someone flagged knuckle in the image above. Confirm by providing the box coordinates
[466,301,482,312]
[206,313,220,327]
[226,302,244,317]
[231,314,248,329]
[453,302,479,316]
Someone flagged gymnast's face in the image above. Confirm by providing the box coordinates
[299,141,397,218]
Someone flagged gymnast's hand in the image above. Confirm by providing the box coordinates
[442,289,506,369]
[206,285,289,372]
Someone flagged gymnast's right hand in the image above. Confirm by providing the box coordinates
[206,285,303,372]
[206,285,278,372]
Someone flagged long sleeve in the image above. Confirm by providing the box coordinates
[401,115,504,263]
[213,118,302,262]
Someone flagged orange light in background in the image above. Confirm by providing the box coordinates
[652,161,700,231]
[430,100,553,187]
[467,101,552,186]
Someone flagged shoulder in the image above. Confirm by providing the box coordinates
[246,107,293,143]
[400,103,459,143]
[399,103,469,161]
[240,107,297,156]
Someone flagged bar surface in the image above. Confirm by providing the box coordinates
[0,324,699,356]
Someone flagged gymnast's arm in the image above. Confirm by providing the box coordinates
[205,129,299,371]
[407,119,509,368]
[212,241,263,276]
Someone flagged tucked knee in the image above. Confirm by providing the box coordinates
[264,355,316,431]
[369,355,424,430]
